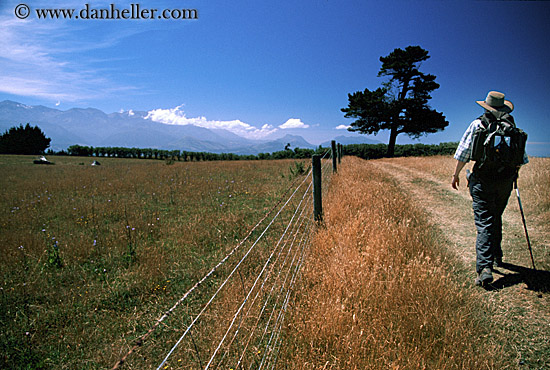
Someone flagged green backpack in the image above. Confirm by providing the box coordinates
[470,111,527,178]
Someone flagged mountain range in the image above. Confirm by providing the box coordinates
[0,100,380,155]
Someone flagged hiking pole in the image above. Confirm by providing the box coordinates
[514,179,536,270]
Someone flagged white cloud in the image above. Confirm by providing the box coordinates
[146,105,278,140]
[279,118,309,129]
[0,14,138,103]
[335,124,350,130]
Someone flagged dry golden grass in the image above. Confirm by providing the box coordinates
[3,154,548,369]
[281,156,504,369]
[515,156,550,226]
[376,155,550,222]
[376,155,550,270]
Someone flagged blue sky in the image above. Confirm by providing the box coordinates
[1,0,549,155]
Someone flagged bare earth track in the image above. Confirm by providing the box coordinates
[371,157,550,369]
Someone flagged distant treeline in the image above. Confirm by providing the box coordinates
[54,145,322,161]
[343,142,459,160]
[50,142,459,161]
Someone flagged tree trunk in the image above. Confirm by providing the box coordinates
[387,126,398,157]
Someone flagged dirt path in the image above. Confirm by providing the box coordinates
[370,158,550,369]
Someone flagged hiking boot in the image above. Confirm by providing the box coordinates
[475,268,493,287]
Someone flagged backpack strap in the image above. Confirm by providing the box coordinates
[488,111,516,129]
[473,111,523,180]
[478,113,498,146]
[478,113,489,128]
[479,111,516,137]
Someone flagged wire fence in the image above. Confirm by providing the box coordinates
[112,147,338,370]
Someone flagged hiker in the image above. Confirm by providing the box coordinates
[451,91,528,287]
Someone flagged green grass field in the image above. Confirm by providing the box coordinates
[2,154,548,370]
[1,155,313,369]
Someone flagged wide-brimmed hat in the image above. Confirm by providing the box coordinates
[476,91,514,113]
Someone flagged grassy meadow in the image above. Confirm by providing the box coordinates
[0,155,313,369]
[1,154,548,369]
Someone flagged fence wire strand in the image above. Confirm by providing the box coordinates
[227,185,312,369]
[112,151,338,370]
[203,181,313,370]
[220,191,312,369]
[155,171,313,370]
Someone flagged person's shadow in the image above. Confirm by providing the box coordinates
[487,263,550,293]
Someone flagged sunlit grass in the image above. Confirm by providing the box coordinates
[0,155,307,369]
[377,155,550,269]
[280,156,508,369]
[379,155,550,224]
[2,154,547,369]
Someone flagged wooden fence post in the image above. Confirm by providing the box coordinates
[331,140,337,174]
[312,154,323,222]
[338,143,342,164]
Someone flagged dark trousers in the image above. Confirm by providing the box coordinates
[468,174,514,273]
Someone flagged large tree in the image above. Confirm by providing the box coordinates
[341,46,448,157]
[0,123,51,154]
